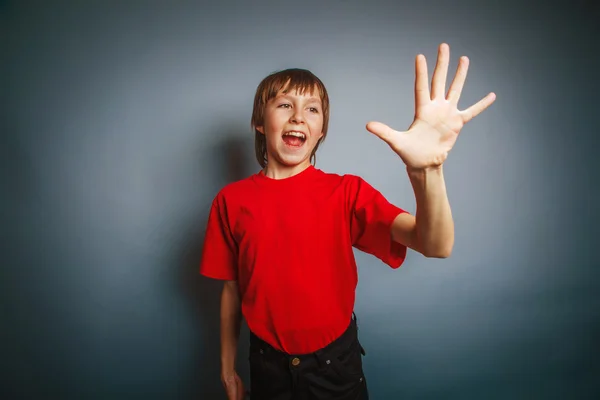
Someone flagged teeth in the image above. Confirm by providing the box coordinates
[283,131,306,139]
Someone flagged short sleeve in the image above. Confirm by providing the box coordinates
[199,193,238,280]
[349,177,408,269]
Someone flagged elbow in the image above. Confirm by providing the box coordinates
[423,250,451,259]
[413,230,454,259]
[422,243,453,259]
[429,249,452,259]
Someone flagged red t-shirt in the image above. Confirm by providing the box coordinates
[199,165,407,354]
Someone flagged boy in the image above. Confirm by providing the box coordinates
[200,43,496,400]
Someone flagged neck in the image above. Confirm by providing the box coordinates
[263,160,312,180]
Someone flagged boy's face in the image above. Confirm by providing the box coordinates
[256,87,324,170]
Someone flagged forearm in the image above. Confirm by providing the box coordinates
[408,165,454,258]
[220,281,242,373]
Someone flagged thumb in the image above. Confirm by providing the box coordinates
[366,121,396,143]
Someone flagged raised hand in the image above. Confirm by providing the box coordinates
[366,43,496,170]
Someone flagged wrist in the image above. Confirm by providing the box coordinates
[406,164,443,178]
[220,369,237,386]
[406,164,447,200]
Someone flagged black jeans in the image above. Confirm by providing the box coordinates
[248,314,369,400]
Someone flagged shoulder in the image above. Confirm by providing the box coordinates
[312,168,376,192]
[313,168,366,187]
[326,170,373,194]
[208,173,262,212]
[215,173,260,199]
[310,169,377,206]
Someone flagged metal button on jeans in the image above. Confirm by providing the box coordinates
[291,357,300,366]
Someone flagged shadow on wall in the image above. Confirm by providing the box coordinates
[178,132,255,399]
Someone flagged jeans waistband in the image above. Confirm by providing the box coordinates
[249,313,365,365]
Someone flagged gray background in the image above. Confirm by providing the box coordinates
[2,0,599,398]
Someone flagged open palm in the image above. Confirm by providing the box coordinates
[367,43,496,169]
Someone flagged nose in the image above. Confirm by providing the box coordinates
[290,109,305,124]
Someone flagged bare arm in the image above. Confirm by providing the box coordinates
[220,280,242,373]
[219,280,246,400]
[391,166,454,258]
[367,44,494,259]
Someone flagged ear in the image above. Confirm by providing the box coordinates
[256,126,265,134]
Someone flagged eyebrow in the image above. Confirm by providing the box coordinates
[276,94,322,104]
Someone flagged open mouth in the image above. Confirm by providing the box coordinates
[282,131,306,147]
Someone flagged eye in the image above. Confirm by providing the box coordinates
[309,107,319,113]
[278,103,291,108]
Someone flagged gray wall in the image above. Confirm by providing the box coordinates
[2,0,599,398]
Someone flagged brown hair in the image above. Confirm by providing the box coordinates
[251,68,330,168]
